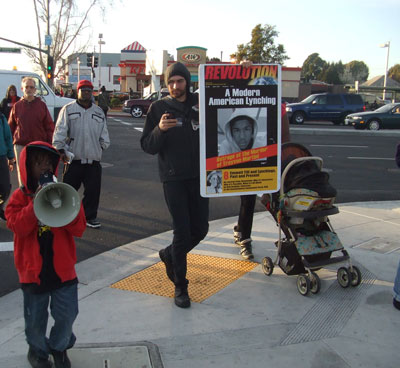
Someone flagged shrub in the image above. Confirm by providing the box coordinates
[110,97,121,108]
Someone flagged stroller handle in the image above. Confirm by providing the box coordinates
[280,156,323,197]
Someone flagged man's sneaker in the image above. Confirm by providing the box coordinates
[51,349,71,368]
[86,218,101,228]
[239,239,254,260]
[27,347,52,368]
[174,287,191,308]
[233,225,241,245]
[159,248,174,282]
[394,298,400,311]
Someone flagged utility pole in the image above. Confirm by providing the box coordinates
[46,0,53,89]
[98,34,105,90]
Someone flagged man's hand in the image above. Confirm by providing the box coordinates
[240,60,253,68]
[7,159,15,172]
[59,152,69,163]
[158,113,178,132]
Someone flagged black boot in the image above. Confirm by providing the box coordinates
[159,248,174,282]
[51,349,71,368]
[27,347,52,368]
[174,286,191,308]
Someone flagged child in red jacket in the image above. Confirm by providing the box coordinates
[6,141,86,368]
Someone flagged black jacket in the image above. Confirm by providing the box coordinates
[0,96,21,119]
[140,93,200,182]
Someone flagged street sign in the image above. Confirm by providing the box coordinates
[45,35,52,46]
[0,47,21,53]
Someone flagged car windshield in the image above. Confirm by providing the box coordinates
[143,93,153,100]
[300,95,317,103]
[374,104,396,113]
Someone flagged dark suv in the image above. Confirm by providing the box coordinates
[286,93,365,125]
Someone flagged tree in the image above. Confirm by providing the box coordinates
[388,64,400,83]
[230,24,289,64]
[301,53,327,82]
[25,0,105,80]
[207,57,221,62]
[320,61,344,84]
[340,61,369,84]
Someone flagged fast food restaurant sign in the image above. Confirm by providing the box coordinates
[177,46,207,69]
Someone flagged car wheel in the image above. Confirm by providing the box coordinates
[131,106,143,118]
[367,119,380,131]
[292,111,305,125]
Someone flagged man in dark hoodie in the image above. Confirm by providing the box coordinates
[6,141,86,368]
[141,62,209,308]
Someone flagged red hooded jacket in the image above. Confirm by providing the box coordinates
[5,141,86,285]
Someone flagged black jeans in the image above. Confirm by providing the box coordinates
[0,156,11,211]
[163,178,209,288]
[63,160,102,221]
[236,194,257,240]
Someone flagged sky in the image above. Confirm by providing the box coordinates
[0,0,399,80]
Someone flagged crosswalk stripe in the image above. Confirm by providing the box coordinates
[0,242,13,252]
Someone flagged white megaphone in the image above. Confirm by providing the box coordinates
[34,173,81,228]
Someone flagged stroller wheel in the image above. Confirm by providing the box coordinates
[297,274,310,296]
[261,257,274,276]
[349,265,362,287]
[337,267,351,288]
[310,272,321,294]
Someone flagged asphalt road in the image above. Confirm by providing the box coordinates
[1,115,400,296]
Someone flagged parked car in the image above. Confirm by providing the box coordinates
[345,103,400,130]
[286,93,365,125]
[122,88,169,118]
[357,93,389,110]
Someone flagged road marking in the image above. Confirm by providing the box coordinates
[340,209,399,226]
[311,144,368,148]
[0,242,13,252]
[119,120,133,126]
[347,157,394,160]
[134,127,143,132]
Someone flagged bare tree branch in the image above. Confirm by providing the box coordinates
[24,0,108,80]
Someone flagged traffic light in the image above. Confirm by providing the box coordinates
[86,53,93,67]
[93,56,98,68]
[47,55,54,80]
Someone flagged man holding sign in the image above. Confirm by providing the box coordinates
[141,62,209,309]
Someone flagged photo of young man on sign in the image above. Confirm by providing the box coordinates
[199,64,281,197]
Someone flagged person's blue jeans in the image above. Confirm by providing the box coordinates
[394,259,400,302]
[22,283,78,359]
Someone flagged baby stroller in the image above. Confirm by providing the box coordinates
[260,142,362,296]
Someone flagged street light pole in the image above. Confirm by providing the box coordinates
[380,41,390,101]
[98,33,105,89]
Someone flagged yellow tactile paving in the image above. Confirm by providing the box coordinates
[110,253,258,303]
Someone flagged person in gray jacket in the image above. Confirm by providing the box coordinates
[53,80,110,229]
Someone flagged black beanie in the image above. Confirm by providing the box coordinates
[164,62,191,94]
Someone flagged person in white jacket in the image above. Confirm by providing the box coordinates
[53,80,110,229]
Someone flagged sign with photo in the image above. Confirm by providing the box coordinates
[199,63,281,197]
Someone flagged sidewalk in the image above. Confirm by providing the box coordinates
[1,201,399,368]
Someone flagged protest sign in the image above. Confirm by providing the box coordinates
[199,63,281,197]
